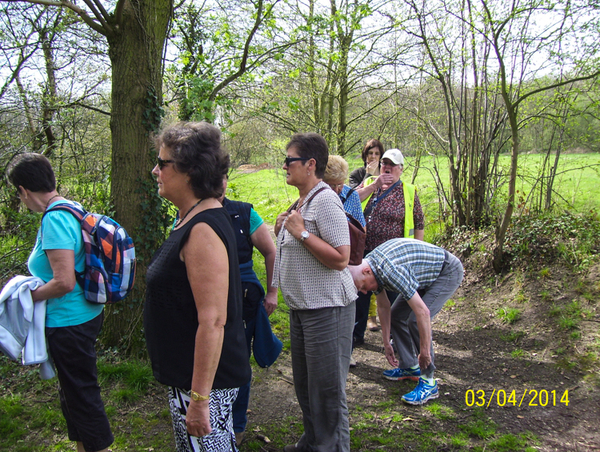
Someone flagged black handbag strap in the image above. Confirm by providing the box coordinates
[287,186,327,213]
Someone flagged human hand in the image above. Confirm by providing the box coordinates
[383,343,399,368]
[186,400,211,437]
[366,160,379,176]
[264,292,278,316]
[274,212,289,236]
[418,352,431,370]
[283,210,306,240]
[375,173,395,189]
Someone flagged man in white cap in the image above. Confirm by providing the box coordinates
[348,238,463,405]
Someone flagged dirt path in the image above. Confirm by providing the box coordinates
[244,279,600,451]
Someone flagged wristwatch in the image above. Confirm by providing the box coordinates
[190,390,209,401]
[300,230,310,242]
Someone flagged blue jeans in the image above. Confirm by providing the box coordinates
[353,289,398,348]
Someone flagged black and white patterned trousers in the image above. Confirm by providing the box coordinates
[168,386,239,452]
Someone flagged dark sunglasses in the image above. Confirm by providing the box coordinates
[284,156,310,166]
[157,157,175,169]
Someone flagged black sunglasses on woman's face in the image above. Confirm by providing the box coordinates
[157,157,175,169]
[284,156,310,166]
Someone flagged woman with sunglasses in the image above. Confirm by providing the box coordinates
[274,133,357,452]
[351,149,425,365]
[8,153,113,452]
[349,138,384,188]
[144,122,250,451]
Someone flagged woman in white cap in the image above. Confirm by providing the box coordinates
[351,149,425,373]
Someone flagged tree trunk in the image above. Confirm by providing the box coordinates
[493,101,519,273]
[102,0,172,350]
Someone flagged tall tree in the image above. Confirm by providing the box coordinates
[479,0,600,271]
[248,0,403,155]
[5,0,174,348]
[400,0,600,270]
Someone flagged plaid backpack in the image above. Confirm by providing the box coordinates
[43,203,137,304]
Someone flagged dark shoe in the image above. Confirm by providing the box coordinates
[352,336,365,348]
[235,431,245,446]
[284,444,301,452]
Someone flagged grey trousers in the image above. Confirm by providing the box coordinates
[290,302,355,452]
[390,251,463,378]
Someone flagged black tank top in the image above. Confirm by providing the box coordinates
[144,207,250,390]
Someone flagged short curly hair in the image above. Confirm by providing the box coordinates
[155,122,230,199]
[324,155,349,183]
[8,153,56,193]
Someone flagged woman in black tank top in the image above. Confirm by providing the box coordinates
[144,122,250,452]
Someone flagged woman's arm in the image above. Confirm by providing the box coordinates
[347,191,366,227]
[284,209,350,271]
[250,223,278,315]
[31,249,77,302]
[356,179,377,202]
[356,173,396,202]
[180,222,229,437]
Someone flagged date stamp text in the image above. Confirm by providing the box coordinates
[465,389,569,407]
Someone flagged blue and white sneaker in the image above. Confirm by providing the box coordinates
[382,367,421,381]
[401,378,439,405]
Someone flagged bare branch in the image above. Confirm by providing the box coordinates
[515,71,600,109]
[209,0,275,101]
[1,0,109,35]
[80,0,113,33]
[67,101,111,116]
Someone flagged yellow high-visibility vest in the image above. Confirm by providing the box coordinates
[362,178,417,238]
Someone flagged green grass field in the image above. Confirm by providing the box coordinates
[227,152,600,230]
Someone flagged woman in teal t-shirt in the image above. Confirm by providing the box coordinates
[8,153,113,452]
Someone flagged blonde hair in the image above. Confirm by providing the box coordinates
[324,155,349,182]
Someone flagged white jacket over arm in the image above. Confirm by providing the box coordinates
[0,275,55,379]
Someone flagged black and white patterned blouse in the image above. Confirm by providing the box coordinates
[273,181,358,310]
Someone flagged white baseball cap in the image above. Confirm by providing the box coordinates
[381,148,404,166]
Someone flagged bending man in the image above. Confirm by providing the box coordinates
[348,238,463,405]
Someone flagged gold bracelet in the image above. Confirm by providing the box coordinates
[190,390,210,401]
